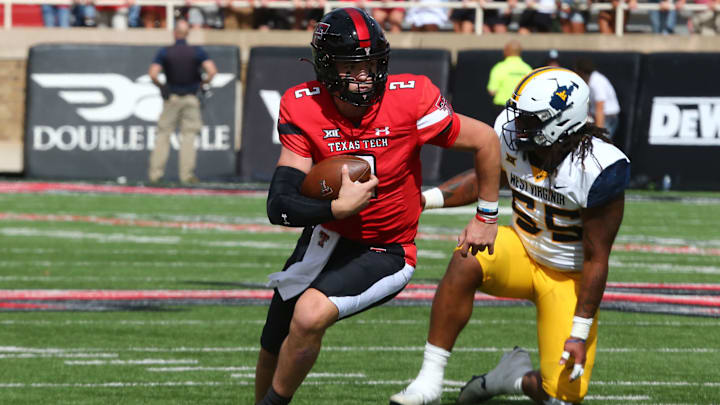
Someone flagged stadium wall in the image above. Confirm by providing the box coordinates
[2,29,719,188]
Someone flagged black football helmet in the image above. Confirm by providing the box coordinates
[311,7,390,107]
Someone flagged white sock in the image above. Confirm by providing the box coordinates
[406,342,450,394]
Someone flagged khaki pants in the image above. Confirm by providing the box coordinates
[148,94,202,183]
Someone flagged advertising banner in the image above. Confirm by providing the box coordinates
[632,52,720,190]
[26,44,239,182]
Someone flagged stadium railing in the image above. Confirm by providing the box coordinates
[2,1,715,36]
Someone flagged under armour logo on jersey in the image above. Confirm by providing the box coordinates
[506,153,517,166]
[323,129,341,139]
[375,126,390,136]
[281,213,290,226]
[317,230,330,247]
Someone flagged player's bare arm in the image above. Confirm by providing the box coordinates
[421,168,510,209]
[449,113,501,256]
[577,192,625,316]
[560,192,625,380]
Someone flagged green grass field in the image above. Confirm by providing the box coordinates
[1,186,719,404]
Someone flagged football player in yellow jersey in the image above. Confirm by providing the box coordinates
[390,67,630,405]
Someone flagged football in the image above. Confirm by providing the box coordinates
[300,155,371,200]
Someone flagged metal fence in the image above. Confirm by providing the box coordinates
[2,0,714,36]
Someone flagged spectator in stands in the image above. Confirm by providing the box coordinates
[291,0,325,30]
[371,0,406,33]
[450,0,480,33]
[689,0,720,34]
[222,0,254,29]
[142,5,166,28]
[187,0,225,29]
[95,4,126,28]
[518,0,556,33]
[487,40,532,115]
[72,0,96,26]
[405,0,450,31]
[127,1,142,27]
[450,0,513,33]
[486,0,516,32]
[575,57,621,139]
[41,5,71,27]
[558,0,589,33]
[148,19,217,184]
[597,0,636,34]
[252,0,293,30]
[649,0,685,34]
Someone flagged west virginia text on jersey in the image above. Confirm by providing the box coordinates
[494,111,630,271]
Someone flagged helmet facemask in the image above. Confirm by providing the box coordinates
[503,101,564,152]
[502,69,590,153]
[313,48,389,107]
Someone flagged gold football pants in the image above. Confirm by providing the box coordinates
[472,226,598,403]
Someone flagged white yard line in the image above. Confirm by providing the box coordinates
[0,381,227,388]
[230,372,365,379]
[2,319,719,327]
[65,359,198,365]
[608,260,720,275]
[0,353,118,359]
[147,366,254,372]
[0,227,180,244]
[0,260,262,269]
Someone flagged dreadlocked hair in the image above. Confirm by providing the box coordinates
[529,124,612,176]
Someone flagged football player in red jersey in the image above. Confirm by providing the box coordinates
[255,7,501,405]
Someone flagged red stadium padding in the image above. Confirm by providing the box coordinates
[0,301,57,309]
[0,181,256,196]
[0,5,43,27]
[2,286,719,307]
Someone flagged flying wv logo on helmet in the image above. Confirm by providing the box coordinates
[549,80,579,112]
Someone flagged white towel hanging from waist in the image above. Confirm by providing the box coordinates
[266,225,340,301]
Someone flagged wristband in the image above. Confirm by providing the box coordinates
[475,212,498,224]
[570,316,593,340]
[422,188,444,210]
[477,199,499,214]
[476,207,499,217]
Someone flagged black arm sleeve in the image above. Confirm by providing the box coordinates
[266,166,335,227]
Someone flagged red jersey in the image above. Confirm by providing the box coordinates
[278,73,461,255]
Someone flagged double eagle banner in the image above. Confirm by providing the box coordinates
[25,44,239,182]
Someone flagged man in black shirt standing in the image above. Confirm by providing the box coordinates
[148,18,217,184]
